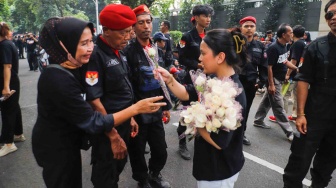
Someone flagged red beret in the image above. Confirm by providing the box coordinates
[99,4,136,30]
[133,4,151,16]
[239,16,256,25]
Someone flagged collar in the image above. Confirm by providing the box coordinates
[99,35,120,58]
[276,39,286,47]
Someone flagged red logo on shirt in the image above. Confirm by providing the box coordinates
[86,71,98,86]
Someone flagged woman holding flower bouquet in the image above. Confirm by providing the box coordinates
[155,28,248,188]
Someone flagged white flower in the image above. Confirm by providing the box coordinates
[225,107,237,118]
[148,47,156,58]
[227,87,238,98]
[216,107,225,118]
[205,121,213,132]
[183,115,193,124]
[222,118,237,130]
[212,85,223,96]
[195,76,206,86]
[222,99,234,108]
[211,95,222,106]
[212,118,222,128]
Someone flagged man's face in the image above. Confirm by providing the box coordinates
[195,14,211,28]
[134,14,152,40]
[157,40,166,49]
[104,26,132,50]
[326,3,336,34]
[282,26,293,43]
[159,22,167,33]
[241,21,256,38]
[267,33,272,39]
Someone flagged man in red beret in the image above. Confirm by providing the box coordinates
[83,4,138,188]
[123,4,172,188]
[238,16,268,146]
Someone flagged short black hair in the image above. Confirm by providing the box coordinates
[276,23,290,39]
[162,20,170,29]
[292,25,305,38]
[266,30,272,35]
[325,0,336,13]
[192,4,214,16]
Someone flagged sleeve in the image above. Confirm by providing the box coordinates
[47,70,113,133]
[181,84,198,106]
[266,46,278,66]
[0,43,12,65]
[290,42,302,62]
[83,52,104,101]
[294,44,315,83]
[178,33,199,70]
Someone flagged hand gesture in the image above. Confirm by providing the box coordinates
[154,67,171,83]
[134,96,166,114]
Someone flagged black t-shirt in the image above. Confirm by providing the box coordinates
[289,39,306,78]
[0,39,19,77]
[26,38,37,52]
[267,40,289,81]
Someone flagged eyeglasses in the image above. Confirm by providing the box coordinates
[325,11,336,20]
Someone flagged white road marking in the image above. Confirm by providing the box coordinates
[172,122,179,127]
[243,151,311,186]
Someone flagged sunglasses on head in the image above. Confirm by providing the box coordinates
[325,11,336,20]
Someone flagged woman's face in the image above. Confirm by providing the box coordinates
[75,27,93,64]
[199,41,218,74]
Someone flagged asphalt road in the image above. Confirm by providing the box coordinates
[0,57,335,188]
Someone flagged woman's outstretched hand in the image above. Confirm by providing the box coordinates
[134,96,166,114]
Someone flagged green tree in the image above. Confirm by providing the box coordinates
[0,0,10,21]
[170,30,183,46]
[226,0,245,28]
[207,0,223,29]
[289,0,308,26]
[178,0,194,32]
[121,0,155,8]
[262,0,286,32]
[150,0,173,20]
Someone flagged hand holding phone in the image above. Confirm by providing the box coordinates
[0,90,16,101]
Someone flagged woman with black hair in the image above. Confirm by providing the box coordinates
[0,22,25,157]
[32,17,166,188]
[156,29,248,188]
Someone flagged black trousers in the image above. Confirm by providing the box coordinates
[283,118,336,188]
[0,76,23,143]
[129,120,168,182]
[91,121,131,188]
[33,147,82,188]
[177,122,187,144]
[27,52,37,71]
[239,76,257,131]
[18,47,24,58]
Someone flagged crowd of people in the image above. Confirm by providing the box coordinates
[0,0,336,187]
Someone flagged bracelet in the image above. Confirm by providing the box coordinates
[297,113,305,116]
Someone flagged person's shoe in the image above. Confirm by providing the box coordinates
[243,135,251,146]
[0,143,17,157]
[138,179,152,188]
[149,171,171,188]
[268,115,276,122]
[287,133,294,142]
[288,115,297,122]
[253,122,271,129]
[14,134,26,142]
[179,143,191,160]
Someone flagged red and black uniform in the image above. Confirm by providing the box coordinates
[123,38,171,183]
[82,35,135,188]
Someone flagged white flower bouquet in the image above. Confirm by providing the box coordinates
[179,70,243,138]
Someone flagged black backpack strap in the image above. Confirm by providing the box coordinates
[316,36,329,83]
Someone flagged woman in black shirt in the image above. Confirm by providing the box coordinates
[156,29,247,188]
[32,17,166,188]
[0,22,25,157]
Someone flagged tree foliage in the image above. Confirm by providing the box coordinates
[262,0,286,32]
[289,0,308,27]
[0,0,10,22]
[120,0,155,8]
[150,0,174,20]
[178,0,194,32]
[226,0,245,28]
